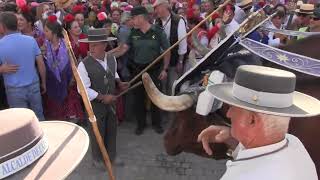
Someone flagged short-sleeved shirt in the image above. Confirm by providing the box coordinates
[127,25,170,65]
[0,33,41,87]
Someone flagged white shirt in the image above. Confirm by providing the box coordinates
[234,5,247,24]
[221,134,318,180]
[161,15,188,55]
[77,54,119,101]
[225,19,240,35]
[265,21,283,47]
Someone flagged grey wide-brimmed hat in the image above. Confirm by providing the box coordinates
[208,65,320,117]
[79,28,117,43]
[0,108,89,179]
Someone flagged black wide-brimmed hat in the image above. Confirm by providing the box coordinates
[78,28,117,43]
[208,65,320,117]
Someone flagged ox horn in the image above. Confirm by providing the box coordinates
[142,73,194,112]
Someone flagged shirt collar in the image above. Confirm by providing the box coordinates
[3,32,21,38]
[232,136,288,161]
[161,14,171,23]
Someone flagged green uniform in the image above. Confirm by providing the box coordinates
[127,25,170,65]
[126,25,170,131]
[297,26,309,40]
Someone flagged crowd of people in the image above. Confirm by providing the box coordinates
[0,0,320,170]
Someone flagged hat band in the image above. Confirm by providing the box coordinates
[87,35,108,41]
[0,136,48,179]
[232,83,293,108]
[299,9,314,13]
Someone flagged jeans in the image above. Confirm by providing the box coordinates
[5,82,44,120]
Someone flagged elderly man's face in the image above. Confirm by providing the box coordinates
[89,42,107,58]
[227,106,255,144]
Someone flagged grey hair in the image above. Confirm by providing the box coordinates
[256,112,290,140]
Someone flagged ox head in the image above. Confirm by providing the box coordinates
[142,73,229,159]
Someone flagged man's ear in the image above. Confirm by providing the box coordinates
[251,112,263,127]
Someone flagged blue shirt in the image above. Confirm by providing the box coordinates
[0,33,41,87]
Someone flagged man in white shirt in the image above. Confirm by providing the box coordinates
[153,0,188,95]
[223,4,240,35]
[198,65,320,180]
[77,28,128,166]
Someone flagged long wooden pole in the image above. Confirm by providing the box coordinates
[128,0,231,85]
[116,81,142,98]
[62,30,115,180]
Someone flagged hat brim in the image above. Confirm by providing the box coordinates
[7,121,89,180]
[208,83,320,117]
[78,37,117,43]
[295,9,314,14]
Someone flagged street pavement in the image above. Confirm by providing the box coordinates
[67,121,227,180]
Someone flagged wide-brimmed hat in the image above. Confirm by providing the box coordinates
[79,28,117,43]
[0,108,89,179]
[54,0,74,9]
[152,0,169,8]
[236,0,253,10]
[208,65,320,117]
[295,3,314,15]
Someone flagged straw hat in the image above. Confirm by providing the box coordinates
[236,0,253,10]
[208,65,320,117]
[295,3,315,15]
[0,108,89,179]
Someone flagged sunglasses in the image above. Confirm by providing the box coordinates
[312,17,320,21]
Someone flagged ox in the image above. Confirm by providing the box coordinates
[142,35,320,175]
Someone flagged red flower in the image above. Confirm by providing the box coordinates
[64,14,75,23]
[97,12,107,21]
[258,1,266,8]
[20,5,30,13]
[211,12,220,20]
[16,0,26,8]
[72,4,84,14]
[47,15,57,23]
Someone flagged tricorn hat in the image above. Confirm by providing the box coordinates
[295,3,314,15]
[0,108,89,179]
[79,28,117,43]
[208,65,320,117]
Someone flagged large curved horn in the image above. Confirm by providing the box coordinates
[142,73,194,112]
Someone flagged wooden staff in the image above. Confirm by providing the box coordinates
[128,0,231,85]
[62,30,115,180]
[116,81,142,98]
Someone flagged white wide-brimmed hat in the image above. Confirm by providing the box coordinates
[208,65,320,117]
[0,108,89,179]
